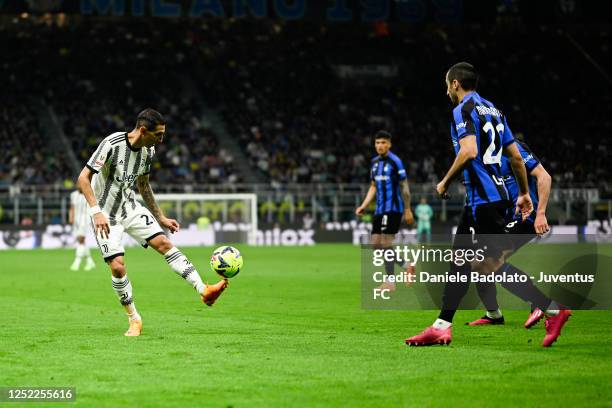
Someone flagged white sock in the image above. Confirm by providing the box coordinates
[546,301,560,316]
[486,309,503,319]
[76,243,86,259]
[164,247,206,294]
[433,318,452,330]
[111,275,141,322]
[83,246,94,262]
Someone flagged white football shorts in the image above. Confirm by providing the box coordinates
[91,203,165,262]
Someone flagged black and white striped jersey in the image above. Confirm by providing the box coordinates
[86,132,154,223]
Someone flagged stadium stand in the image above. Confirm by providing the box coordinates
[1,17,609,187]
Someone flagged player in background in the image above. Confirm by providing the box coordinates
[356,131,414,291]
[69,187,96,271]
[77,109,227,337]
[468,140,554,328]
[415,197,433,243]
[405,62,571,347]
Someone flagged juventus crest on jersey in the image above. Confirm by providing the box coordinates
[86,132,154,224]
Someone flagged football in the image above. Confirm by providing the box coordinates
[210,246,243,278]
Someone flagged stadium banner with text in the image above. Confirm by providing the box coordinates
[361,234,612,310]
[0,224,611,249]
[0,224,351,249]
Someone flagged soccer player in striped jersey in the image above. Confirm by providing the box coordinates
[69,187,96,271]
[468,140,563,336]
[77,108,228,337]
[356,131,414,291]
[406,63,571,347]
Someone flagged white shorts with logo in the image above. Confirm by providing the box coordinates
[92,203,165,262]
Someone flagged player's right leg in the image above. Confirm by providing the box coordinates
[94,222,142,336]
[107,255,143,337]
[371,232,398,291]
[406,209,475,346]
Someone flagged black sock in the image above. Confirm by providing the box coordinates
[499,263,552,311]
[476,282,499,312]
[438,261,471,323]
[385,259,395,276]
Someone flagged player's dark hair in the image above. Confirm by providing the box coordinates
[447,62,479,91]
[374,130,392,141]
[136,108,165,130]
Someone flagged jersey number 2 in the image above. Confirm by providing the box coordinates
[140,215,154,226]
[482,121,504,165]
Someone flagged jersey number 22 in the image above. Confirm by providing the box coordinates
[482,121,504,165]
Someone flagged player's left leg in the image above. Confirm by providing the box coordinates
[70,235,83,271]
[146,234,227,306]
[406,209,475,346]
[123,205,227,306]
[469,225,571,344]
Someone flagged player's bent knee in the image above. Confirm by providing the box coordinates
[371,234,382,247]
[381,234,395,246]
[108,257,126,278]
[148,234,173,254]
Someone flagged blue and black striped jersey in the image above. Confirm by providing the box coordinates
[370,151,407,215]
[450,91,515,213]
[501,141,540,223]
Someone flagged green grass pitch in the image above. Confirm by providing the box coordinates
[1,244,611,407]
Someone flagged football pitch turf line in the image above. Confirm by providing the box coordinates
[1,245,611,407]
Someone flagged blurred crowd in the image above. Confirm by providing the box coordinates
[1,17,609,188]
[194,21,610,186]
[1,17,238,187]
[0,100,72,186]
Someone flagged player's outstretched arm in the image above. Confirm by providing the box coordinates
[356,182,376,216]
[530,164,552,234]
[77,166,110,238]
[437,135,478,197]
[504,142,533,219]
[136,174,180,233]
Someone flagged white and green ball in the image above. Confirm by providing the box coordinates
[210,246,243,278]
